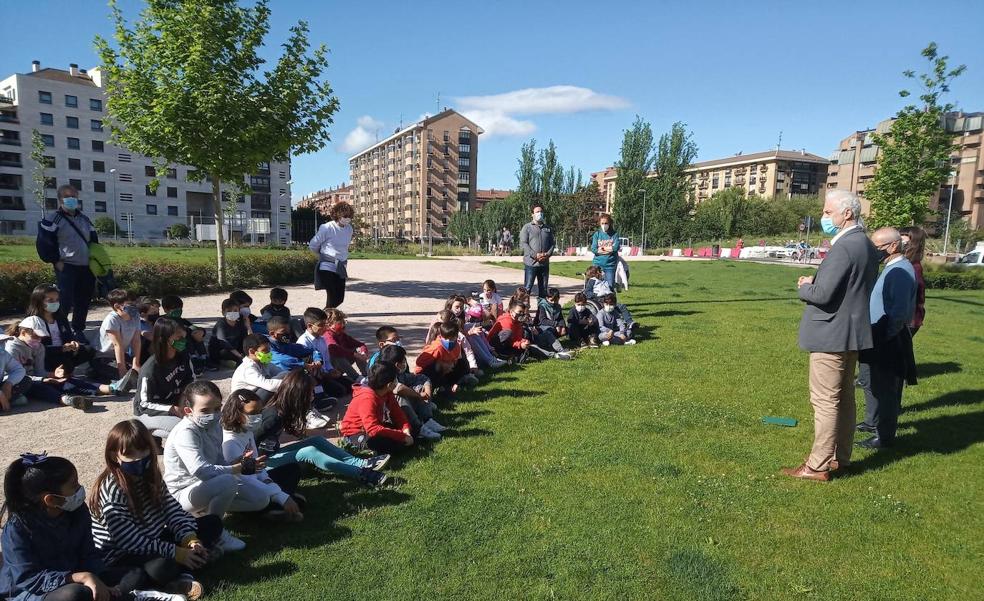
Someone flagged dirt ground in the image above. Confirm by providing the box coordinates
[0,258,582,500]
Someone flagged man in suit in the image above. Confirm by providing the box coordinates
[855,227,917,449]
[782,190,879,481]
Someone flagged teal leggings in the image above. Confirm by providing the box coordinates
[266,436,366,479]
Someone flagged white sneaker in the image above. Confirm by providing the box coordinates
[553,352,572,360]
[305,409,330,430]
[217,530,246,553]
[625,339,637,345]
[488,357,508,368]
[132,591,187,601]
[423,418,447,432]
[602,340,611,347]
[418,425,442,441]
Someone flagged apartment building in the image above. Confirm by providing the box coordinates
[473,188,510,211]
[348,109,482,240]
[826,112,983,229]
[296,183,352,216]
[0,61,292,243]
[590,149,828,213]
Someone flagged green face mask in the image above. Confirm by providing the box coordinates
[255,350,273,364]
[171,338,187,352]
[167,309,183,319]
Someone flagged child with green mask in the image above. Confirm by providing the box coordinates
[231,334,286,402]
[133,317,195,439]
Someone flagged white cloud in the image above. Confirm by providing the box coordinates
[339,115,385,154]
[454,85,628,137]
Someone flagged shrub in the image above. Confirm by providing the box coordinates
[93,216,122,237]
[923,266,984,290]
[0,261,56,313]
[166,223,190,239]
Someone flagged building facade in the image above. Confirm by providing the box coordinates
[0,61,292,243]
[296,183,352,216]
[590,149,828,213]
[348,109,482,241]
[826,112,983,229]
[473,188,510,211]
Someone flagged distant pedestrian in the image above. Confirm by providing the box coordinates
[519,204,555,298]
[309,201,354,308]
[498,227,513,255]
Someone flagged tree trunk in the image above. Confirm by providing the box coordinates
[211,174,227,287]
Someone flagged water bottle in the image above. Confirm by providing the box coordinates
[312,350,322,364]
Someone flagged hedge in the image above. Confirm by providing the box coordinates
[923,267,984,290]
[0,252,317,313]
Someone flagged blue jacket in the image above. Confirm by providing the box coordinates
[869,258,916,339]
[0,507,104,601]
[590,230,621,268]
[267,335,312,371]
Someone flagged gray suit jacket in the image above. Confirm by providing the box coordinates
[798,227,879,353]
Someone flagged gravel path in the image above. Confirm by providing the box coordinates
[0,258,581,501]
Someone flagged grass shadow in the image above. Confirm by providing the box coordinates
[917,361,962,379]
[931,296,984,307]
[905,388,983,414]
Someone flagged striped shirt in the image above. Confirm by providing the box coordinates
[91,473,197,565]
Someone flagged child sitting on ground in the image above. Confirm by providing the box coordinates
[260,288,291,321]
[265,316,314,372]
[297,307,353,406]
[488,299,571,362]
[229,291,257,335]
[231,334,286,401]
[208,298,248,369]
[535,287,569,354]
[426,308,481,377]
[133,317,195,440]
[324,309,369,381]
[368,325,401,369]
[0,453,179,601]
[98,289,143,392]
[446,296,506,370]
[90,419,223,599]
[3,318,113,410]
[340,361,415,454]
[163,380,270,553]
[380,344,445,441]
[597,293,637,346]
[24,284,98,378]
[416,320,478,391]
[583,266,613,306]
[136,297,160,365]
[0,343,27,412]
[568,292,600,348]
[480,279,503,318]
[160,294,208,375]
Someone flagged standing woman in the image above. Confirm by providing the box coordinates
[309,202,355,309]
[899,226,927,335]
[590,214,621,290]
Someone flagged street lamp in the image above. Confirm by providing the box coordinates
[942,169,958,260]
[637,188,647,253]
[109,168,118,241]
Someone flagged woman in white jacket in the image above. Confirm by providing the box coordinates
[308,201,355,309]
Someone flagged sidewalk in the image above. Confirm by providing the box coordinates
[0,258,582,493]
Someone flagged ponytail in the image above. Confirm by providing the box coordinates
[2,453,77,523]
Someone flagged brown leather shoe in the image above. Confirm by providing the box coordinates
[781,463,831,482]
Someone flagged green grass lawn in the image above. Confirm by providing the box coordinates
[202,261,982,601]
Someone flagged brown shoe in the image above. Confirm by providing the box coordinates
[780,463,831,482]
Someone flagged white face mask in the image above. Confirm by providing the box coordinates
[533,212,543,223]
[57,485,86,512]
[190,412,216,428]
[225,311,241,321]
[601,224,610,233]
[246,414,263,430]
[575,304,586,312]
[603,305,615,313]
[338,217,352,227]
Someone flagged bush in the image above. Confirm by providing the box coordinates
[166,223,190,239]
[93,216,123,237]
[0,261,56,313]
[923,265,984,290]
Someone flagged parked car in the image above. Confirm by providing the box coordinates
[956,249,983,267]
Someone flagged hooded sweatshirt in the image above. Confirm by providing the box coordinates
[1,335,46,380]
[414,337,464,374]
[486,312,526,351]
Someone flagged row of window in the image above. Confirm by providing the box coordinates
[39,113,102,131]
[39,134,103,151]
[38,91,102,111]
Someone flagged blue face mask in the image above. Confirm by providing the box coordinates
[120,455,152,477]
[820,216,840,235]
[441,339,457,351]
[62,197,79,211]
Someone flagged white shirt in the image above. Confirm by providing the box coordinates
[830,224,861,246]
[308,221,353,272]
[231,357,286,393]
[297,331,332,372]
[221,429,289,507]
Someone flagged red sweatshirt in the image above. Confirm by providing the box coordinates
[414,337,463,374]
[340,385,410,442]
[487,312,525,350]
[324,327,366,361]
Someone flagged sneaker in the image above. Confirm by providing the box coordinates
[588,336,600,348]
[115,368,138,392]
[458,374,479,388]
[552,352,572,360]
[625,339,637,346]
[132,591,187,601]
[60,395,94,410]
[423,418,447,433]
[418,425,442,441]
[216,530,246,553]
[488,357,508,369]
[602,340,611,347]
[305,408,330,430]
[364,454,391,471]
[359,467,388,487]
[165,577,203,601]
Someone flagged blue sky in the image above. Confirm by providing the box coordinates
[3,0,982,204]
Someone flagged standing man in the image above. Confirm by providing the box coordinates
[782,190,879,481]
[519,204,555,299]
[36,185,98,337]
[855,227,917,449]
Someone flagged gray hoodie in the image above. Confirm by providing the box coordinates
[0,346,27,387]
[1,336,44,380]
[163,416,235,495]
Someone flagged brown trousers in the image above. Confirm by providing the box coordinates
[806,351,858,471]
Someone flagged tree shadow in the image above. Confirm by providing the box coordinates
[346,279,582,302]
[850,405,984,475]
[631,309,703,319]
[917,361,962,379]
[905,389,983,414]
[931,296,984,308]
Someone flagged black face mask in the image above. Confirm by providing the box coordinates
[278,335,291,343]
[147,313,160,324]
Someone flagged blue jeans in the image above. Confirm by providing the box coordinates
[601,265,617,290]
[267,436,366,479]
[524,263,550,298]
[55,263,96,334]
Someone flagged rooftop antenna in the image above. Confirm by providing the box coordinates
[776,130,783,152]
[436,92,440,114]
[399,112,403,130]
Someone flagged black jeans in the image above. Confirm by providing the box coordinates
[44,344,97,373]
[55,263,96,335]
[319,270,346,308]
[422,358,470,389]
[42,565,144,601]
[860,361,905,444]
[523,263,550,298]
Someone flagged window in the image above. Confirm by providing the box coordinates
[145,185,157,196]
[443,131,449,142]
[4,220,26,231]
[144,166,156,177]
[64,95,78,108]
[40,112,53,125]
[92,140,104,152]
[166,186,177,198]
[91,119,103,132]
[119,192,133,202]
[457,172,470,184]
[66,116,79,129]
[67,137,80,150]
[41,134,54,147]
[0,196,26,210]
[118,173,133,183]
[93,160,105,173]
[89,98,102,111]
[44,177,57,189]
[38,91,52,104]
[43,156,55,168]
[167,206,178,216]
[68,158,81,170]
[146,204,157,215]
[93,181,106,193]
[458,157,470,168]
[94,200,107,212]
[166,168,177,179]
[69,178,82,191]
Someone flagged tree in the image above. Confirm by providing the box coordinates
[93,216,122,237]
[648,122,698,246]
[166,222,190,239]
[515,140,539,205]
[866,42,966,228]
[568,182,605,246]
[96,0,340,285]
[29,129,47,211]
[612,116,656,241]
